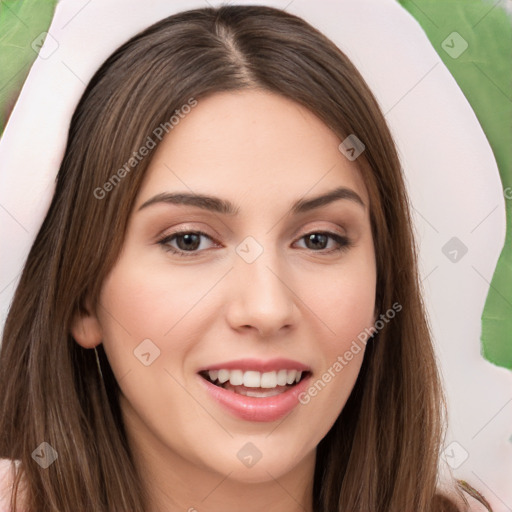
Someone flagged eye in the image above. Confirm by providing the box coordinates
[296,231,353,254]
[157,230,353,257]
[157,230,218,256]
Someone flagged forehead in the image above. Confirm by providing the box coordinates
[135,89,369,211]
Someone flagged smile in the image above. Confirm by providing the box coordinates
[196,359,313,422]
[205,368,305,386]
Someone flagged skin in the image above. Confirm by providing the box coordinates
[72,89,377,512]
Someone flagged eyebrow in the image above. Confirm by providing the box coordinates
[137,186,366,215]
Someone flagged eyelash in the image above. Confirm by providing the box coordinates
[156,229,353,258]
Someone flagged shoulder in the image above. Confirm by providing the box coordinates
[460,485,493,512]
[460,495,491,512]
[0,458,24,512]
[437,462,492,512]
[445,482,493,512]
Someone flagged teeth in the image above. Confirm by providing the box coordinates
[217,369,230,384]
[243,371,261,387]
[236,387,286,397]
[260,371,276,388]
[286,369,297,385]
[229,370,244,386]
[206,369,305,388]
[276,369,288,386]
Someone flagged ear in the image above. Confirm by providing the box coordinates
[70,298,103,349]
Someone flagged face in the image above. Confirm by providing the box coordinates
[73,89,377,487]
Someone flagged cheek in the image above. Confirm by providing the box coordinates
[95,255,207,389]
[296,262,375,415]
[309,253,377,347]
[98,256,203,344]
[334,269,376,338]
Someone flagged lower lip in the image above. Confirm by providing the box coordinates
[197,373,312,422]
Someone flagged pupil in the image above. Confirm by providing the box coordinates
[307,233,327,250]
[178,233,200,251]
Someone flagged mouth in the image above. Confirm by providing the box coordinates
[198,368,312,398]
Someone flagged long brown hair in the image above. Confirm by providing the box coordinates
[0,5,491,511]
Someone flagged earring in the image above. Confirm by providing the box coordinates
[94,345,105,383]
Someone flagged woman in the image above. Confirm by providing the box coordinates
[0,5,493,511]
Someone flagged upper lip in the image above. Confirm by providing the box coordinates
[197,358,311,373]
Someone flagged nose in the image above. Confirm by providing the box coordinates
[226,245,298,338]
